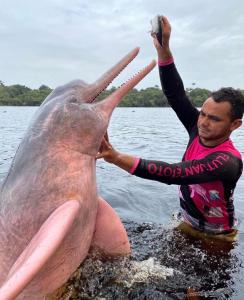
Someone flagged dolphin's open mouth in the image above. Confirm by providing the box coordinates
[87,48,153,103]
[93,58,156,121]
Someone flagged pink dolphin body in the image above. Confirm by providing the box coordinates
[0,48,156,299]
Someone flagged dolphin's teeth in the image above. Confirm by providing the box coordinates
[90,80,113,103]
[91,55,137,103]
[91,51,148,103]
[118,67,146,87]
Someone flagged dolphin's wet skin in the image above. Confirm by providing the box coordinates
[55,221,241,300]
[0,48,156,299]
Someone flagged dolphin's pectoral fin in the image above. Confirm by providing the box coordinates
[91,197,131,256]
[0,200,81,300]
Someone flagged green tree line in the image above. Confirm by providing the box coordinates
[0,81,243,107]
[0,81,52,106]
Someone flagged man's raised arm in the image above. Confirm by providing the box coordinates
[152,16,199,133]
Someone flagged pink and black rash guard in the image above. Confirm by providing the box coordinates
[130,61,243,233]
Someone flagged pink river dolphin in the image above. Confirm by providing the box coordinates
[0,48,156,299]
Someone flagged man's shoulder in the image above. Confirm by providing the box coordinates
[216,139,242,160]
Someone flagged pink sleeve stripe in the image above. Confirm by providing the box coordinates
[129,157,140,174]
[158,57,174,66]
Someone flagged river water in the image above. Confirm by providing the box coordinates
[0,106,244,299]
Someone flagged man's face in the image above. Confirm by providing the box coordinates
[197,97,241,146]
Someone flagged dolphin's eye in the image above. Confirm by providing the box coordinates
[68,97,78,104]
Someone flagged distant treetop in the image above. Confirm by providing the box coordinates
[0,83,243,107]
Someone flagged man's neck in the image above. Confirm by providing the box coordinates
[199,136,230,147]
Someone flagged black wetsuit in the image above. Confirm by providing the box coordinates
[130,62,243,233]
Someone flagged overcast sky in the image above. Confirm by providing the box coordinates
[0,0,243,91]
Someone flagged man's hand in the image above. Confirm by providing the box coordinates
[96,132,136,173]
[96,132,120,164]
[152,16,172,61]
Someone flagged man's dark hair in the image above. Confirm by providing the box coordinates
[211,87,244,120]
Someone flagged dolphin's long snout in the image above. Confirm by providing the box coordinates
[87,47,140,103]
[95,59,156,118]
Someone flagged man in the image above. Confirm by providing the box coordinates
[97,16,244,240]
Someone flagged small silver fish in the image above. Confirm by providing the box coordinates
[150,15,163,46]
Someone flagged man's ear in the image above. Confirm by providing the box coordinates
[231,119,242,131]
